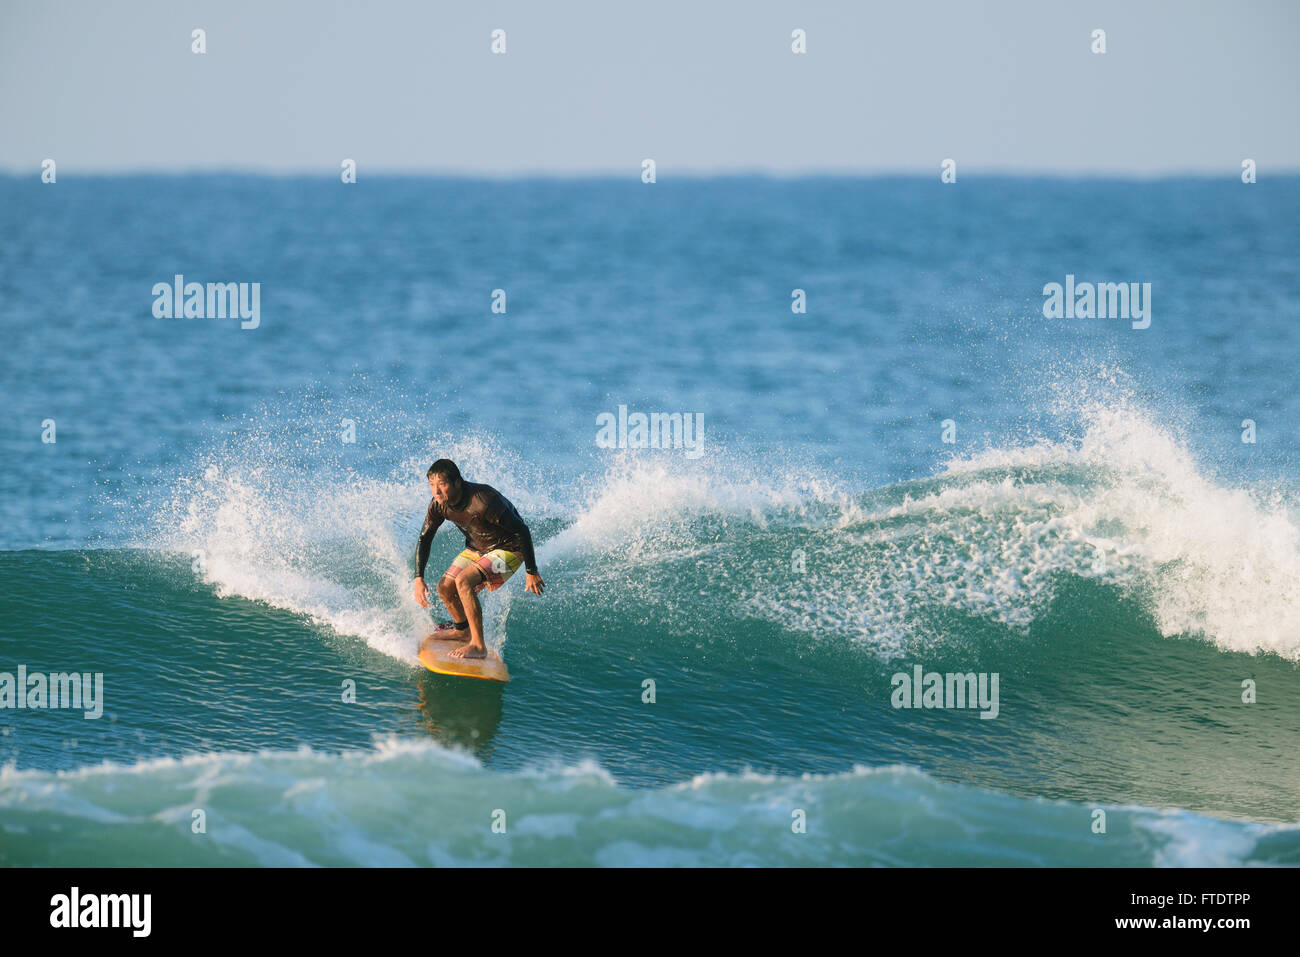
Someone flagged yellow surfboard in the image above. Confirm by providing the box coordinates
[418,633,510,683]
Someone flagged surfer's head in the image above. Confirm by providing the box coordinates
[427,459,463,506]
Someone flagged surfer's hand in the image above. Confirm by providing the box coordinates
[414,577,430,607]
[525,572,544,596]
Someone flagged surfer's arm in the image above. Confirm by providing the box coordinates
[515,522,539,575]
[414,503,444,580]
[518,525,543,594]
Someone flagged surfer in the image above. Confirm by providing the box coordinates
[413,459,543,659]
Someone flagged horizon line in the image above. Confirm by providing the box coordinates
[4,166,1296,181]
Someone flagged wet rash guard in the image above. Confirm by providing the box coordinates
[414,481,539,578]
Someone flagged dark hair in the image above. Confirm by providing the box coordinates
[426,459,462,484]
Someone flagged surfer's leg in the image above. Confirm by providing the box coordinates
[436,574,465,620]
[434,551,479,637]
[449,567,487,659]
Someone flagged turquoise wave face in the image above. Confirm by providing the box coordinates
[2,738,1296,867]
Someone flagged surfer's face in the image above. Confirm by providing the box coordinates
[428,474,456,506]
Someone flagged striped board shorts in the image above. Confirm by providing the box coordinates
[443,548,524,592]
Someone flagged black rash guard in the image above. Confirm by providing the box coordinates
[414,481,539,578]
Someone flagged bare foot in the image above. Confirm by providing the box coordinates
[449,642,486,659]
[429,623,467,641]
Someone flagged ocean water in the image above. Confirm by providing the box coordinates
[1,174,1298,866]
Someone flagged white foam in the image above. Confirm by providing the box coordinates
[147,403,1300,663]
[149,432,556,662]
[939,401,1300,656]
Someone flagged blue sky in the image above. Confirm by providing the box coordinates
[1,0,1296,175]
